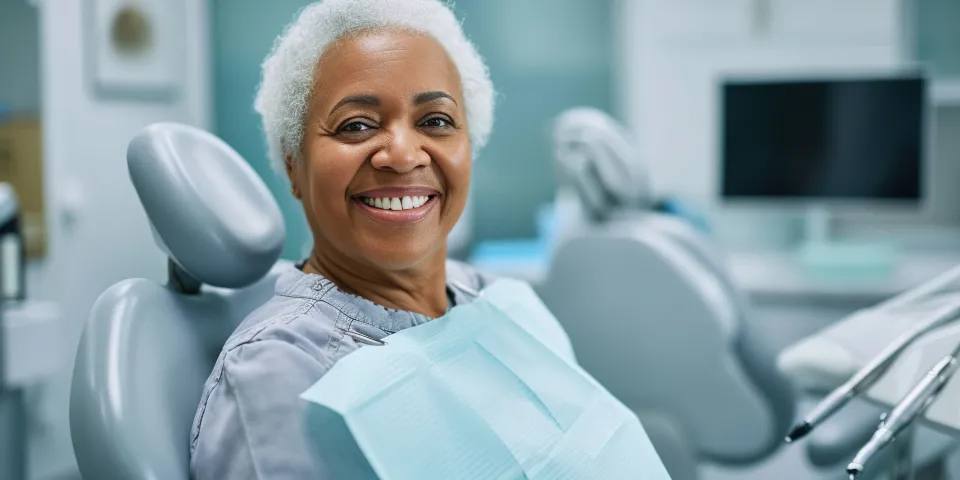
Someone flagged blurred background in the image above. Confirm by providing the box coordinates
[2,0,960,479]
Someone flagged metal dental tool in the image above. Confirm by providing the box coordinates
[846,342,960,479]
[785,264,960,443]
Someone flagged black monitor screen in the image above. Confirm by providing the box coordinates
[721,76,925,201]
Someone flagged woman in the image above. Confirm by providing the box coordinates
[190,0,495,478]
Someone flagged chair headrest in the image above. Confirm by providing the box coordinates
[127,123,285,289]
[552,107,653,219]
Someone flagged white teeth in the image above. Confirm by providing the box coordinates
[362,195,433,211]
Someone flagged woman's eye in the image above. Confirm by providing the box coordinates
[422,117,452,129]
[340,121,373,133]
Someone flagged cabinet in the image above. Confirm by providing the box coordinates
[635,0,900,47]
[764,0,899,45]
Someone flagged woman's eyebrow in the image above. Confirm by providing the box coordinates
[413,91,456,105]
[329,95,379,115]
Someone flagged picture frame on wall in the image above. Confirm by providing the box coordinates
[84,0,186,102]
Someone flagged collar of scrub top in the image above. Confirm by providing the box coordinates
[295,260,481,347]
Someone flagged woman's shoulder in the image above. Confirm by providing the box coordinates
[222,269,343,356]
[190,272,340,464]
[197,266,348,380]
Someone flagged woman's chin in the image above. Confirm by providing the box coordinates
[357,240,446,272]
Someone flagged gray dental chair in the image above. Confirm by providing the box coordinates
[539,108,955,479]
[69,123,290,480]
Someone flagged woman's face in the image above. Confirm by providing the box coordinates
[290,29,470,271]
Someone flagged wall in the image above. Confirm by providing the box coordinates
[617,0,960,249]
[27,0,211,477]
[211,0,312,260]
[0,1,41,114]
[451,0,615,240]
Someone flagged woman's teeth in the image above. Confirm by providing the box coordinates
[361,195,431,211]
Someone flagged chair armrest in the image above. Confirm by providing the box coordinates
[804,399,884,467]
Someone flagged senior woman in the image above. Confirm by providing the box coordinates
[189,0,496,478]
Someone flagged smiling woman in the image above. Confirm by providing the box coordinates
[288,29,474,314]
[187,1,498,478]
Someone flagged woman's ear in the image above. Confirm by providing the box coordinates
[285,155,301,199]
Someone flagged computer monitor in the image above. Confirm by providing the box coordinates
[720,73,927,205]
[719,73,929,270]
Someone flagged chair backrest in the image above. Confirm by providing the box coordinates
[548,107,795,467]
[538,217,795,467]
[70,123,287,480]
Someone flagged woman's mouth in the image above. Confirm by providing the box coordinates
[352,192,440,224]
[358,195,435,211]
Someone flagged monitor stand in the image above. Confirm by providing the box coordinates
[794,206,899,280]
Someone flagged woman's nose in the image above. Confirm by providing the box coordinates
[370,127,430,173]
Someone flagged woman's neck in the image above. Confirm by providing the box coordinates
[302,246,449,318]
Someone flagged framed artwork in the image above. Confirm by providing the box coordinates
[84,0,186,101]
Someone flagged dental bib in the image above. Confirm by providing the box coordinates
[300,278,672,479]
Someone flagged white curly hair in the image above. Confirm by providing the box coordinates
[255,0,496,175]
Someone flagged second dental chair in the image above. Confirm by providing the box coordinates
[538,107,955,480]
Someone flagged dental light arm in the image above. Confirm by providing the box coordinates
[552,108,653,220]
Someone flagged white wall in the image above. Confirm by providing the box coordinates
[27,1,211,477]
[0,1,41,113]
[616,0,960,248]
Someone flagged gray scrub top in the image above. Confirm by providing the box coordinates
[189,259,494,479]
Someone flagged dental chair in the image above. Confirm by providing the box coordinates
[69,123,290,479]
[539,108,956,479]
